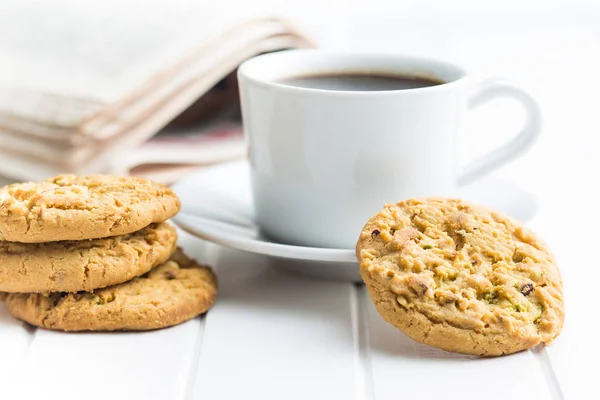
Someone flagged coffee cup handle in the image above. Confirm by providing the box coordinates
[457,79,542,186]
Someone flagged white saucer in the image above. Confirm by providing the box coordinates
[172,160,538,281]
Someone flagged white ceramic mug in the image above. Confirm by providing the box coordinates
[238,50,541,249]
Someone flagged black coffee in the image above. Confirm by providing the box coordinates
[278,72,443,91]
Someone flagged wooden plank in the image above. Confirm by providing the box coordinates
[188,247,358,399]
[360,286,553,400]
[0,303,35,386]
[9,318,203,400]
[529,197,597,400]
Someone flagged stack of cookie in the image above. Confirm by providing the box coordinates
[0,175,217,331]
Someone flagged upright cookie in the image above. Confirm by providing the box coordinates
[357,198,564,356]
[0,223,177,293]
[0,174,180,243]
[4,249,217,331]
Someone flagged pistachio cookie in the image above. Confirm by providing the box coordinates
[3,249,217,331]
[0,174,180,243]
[0,223,177,293]
[356,198,564,356]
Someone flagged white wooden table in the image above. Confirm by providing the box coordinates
[0,2,598,399]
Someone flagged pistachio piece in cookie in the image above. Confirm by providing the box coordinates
[356,198,564,356]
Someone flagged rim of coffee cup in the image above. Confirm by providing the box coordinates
[238,49,468,95]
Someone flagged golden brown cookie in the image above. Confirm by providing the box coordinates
[0,223,177,293]
[356,198,564,356]
[4,249,217,331]
[0,174,180,243]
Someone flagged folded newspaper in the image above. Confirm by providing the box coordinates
[0,0,312,183]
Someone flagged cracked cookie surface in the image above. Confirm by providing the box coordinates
[0,174,180,243]
[0,223,177,293]
[356,198,564,356]
[3,249,217,331]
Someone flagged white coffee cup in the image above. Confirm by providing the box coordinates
[238,50,541,249]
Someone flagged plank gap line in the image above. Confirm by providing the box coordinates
[184,315,208,400]
[532,344,565,400]
[350,283,375,400]
[20,321,37,354]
